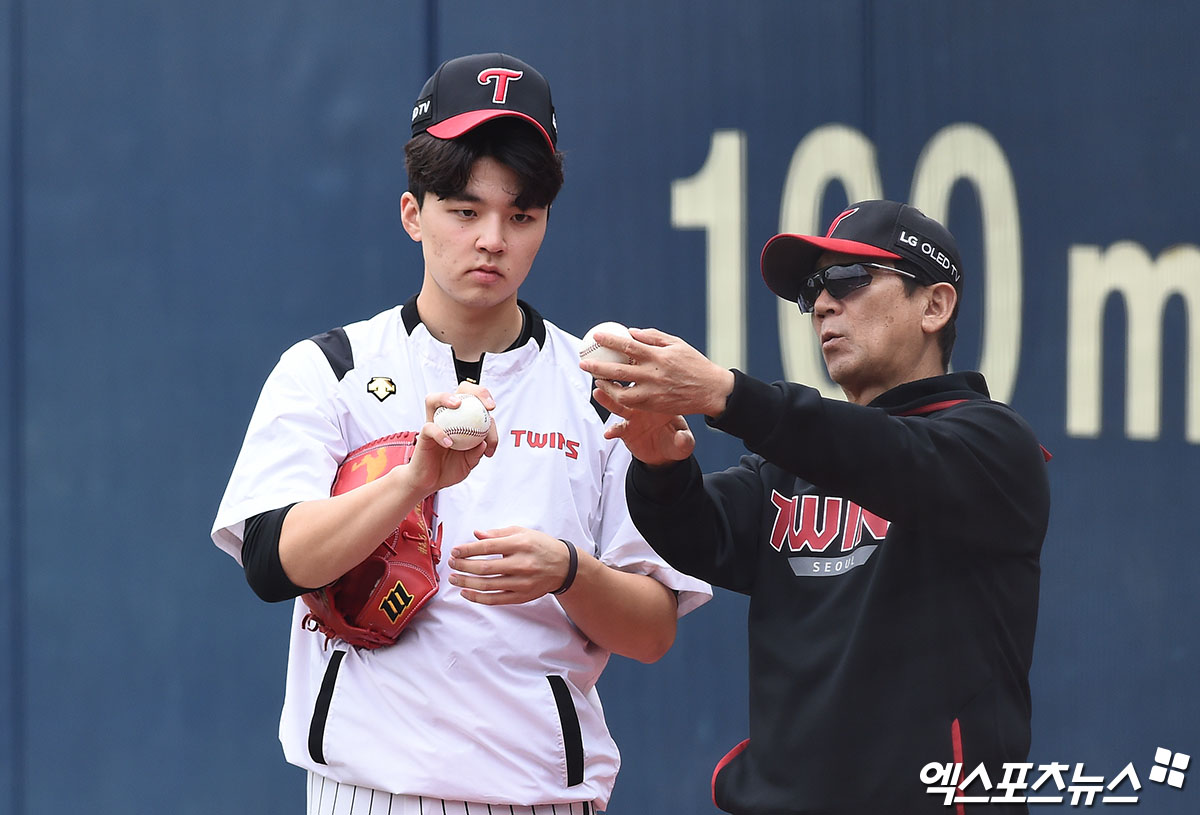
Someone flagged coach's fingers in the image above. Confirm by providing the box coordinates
[628,326,679,347]
[591,328,667,366]
[603,410,695,464]
[591,384,625,417]
[667,415,698,455]
[580,357,641,384]
[590,377,638,410]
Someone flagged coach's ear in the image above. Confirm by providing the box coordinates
[400,191,423,242]
[921,282,957,335]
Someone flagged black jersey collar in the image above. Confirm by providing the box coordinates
[869,371,990,415]
[400,294,547,350]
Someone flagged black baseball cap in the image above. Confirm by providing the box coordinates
[410,53,557,153]
[760,200,963,301]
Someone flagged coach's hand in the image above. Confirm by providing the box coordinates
[593,392,696,467]
[580,327,735,418]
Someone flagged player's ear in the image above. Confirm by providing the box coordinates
[921,282,957,335]
[399,192,423,242]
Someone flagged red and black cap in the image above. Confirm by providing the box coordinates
[410,52,557,153]
[760,200,963,301]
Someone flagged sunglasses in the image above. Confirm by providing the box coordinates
[796,263,918,313]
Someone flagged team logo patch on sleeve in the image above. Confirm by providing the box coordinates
[367,376,397,402]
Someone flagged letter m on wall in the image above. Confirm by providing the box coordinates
[1067,241,1200,442]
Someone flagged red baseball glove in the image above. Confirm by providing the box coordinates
[301,432,441,649]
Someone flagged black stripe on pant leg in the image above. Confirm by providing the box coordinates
[546,675,584,786]
[309,650,347,764]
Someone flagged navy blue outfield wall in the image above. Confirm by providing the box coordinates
[2,2,1197,813]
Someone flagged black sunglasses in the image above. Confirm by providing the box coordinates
[796,263,918,313]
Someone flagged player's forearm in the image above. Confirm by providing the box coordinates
[557,555,678,663]
[278,466,429,588]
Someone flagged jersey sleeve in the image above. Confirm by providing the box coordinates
[591,423,712,616]
[626,454,768,596]
[211,340,350,563]
[712,370,1050,555]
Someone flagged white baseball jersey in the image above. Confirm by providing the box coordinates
[212,300,711,810]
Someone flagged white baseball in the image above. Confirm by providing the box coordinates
[579,321,634,366]
[433,394,492,450]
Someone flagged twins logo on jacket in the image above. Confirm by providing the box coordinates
[769,491,891,578]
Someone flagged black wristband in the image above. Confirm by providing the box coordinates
[551,539,579,595]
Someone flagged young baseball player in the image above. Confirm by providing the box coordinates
[583,201,1051,814]
[212,53,710,814]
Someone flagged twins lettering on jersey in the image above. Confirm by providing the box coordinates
[510,429,580,459]
[769,491,891,577]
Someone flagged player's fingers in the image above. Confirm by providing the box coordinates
[446,553,503,575]
[452,528,521,557]
[456,587,532,606]
[454,382,496,411]
[448,571,502,590]
[424,391,464,422]
[448,570,531,592]
[462,441,488,467]
[481,412,500,456]
[418,420,456,449]
[473,526,524,541]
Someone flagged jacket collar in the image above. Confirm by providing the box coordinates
[399,294,547,350]
[868,371,990,415]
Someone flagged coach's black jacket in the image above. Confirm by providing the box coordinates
[627,371,1050,815]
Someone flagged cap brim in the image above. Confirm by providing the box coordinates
[426,109,555,152]
[760,234,903,300]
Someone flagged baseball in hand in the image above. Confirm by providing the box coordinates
[579,321,634,366]
[433,394,493,450]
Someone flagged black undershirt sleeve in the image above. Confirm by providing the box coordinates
[242,503,317,602]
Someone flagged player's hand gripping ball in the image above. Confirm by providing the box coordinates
[433,394,493,450]
[579,321,634,367]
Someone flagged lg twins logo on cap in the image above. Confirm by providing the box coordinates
[477,68,523,103]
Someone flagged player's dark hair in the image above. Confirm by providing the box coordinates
[405,118,564,211]
[898,267,958,371]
